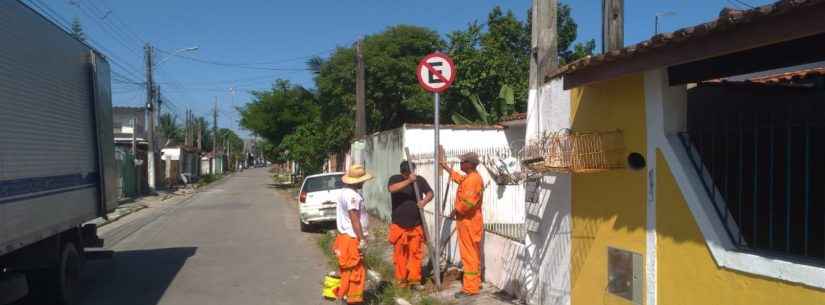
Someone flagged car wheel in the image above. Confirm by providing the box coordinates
[299,219,311,232]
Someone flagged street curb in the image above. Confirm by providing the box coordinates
[95,173,235,229]
[96,204,148,228]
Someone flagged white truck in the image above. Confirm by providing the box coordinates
[0,1,118,304]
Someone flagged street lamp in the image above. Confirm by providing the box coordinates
[654,11,676,35]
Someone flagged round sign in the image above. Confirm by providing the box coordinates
[417,52,456,93]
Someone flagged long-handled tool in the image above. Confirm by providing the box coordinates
[404,147,440,289]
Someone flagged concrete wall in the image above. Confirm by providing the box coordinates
[357,128,405,220]
[569,74,647,305]
[355,124,529,295]
[521,79,573,305]
[643,69,825,305]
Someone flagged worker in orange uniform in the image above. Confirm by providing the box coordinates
[387,161,434,289]
[439,152,484,299]
[333,165,374,304]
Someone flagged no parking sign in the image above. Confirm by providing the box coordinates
[416,52,455,93]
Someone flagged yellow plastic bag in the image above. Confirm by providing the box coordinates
[322,274,341,300]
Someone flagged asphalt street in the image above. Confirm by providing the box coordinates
[77,168,329,305]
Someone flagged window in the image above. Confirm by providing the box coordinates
[302,175,344,193]
[683,83,825,262]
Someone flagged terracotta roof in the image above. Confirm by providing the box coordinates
[499,112,527,123]
[550,0,825,80]
[749,67,825,83]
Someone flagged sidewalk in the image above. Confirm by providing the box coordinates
[365,216,522,305]
[89,178,218,229]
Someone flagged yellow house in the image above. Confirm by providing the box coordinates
[522,1,825,305]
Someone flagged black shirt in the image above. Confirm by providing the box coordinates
[388,174,433,228]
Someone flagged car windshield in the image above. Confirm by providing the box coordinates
[302,175,344,193]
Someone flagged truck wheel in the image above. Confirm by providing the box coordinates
[300,220,311,232]
[25,242,81,305]
[56,242,81,305]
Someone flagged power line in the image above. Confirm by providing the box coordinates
[72,0,142,56]
[25,0,145,82]
[156,47,336,67]
[154,49,312,71]
[725,0,755,9]
[95,1,146,44]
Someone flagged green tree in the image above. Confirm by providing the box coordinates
[238,79,319,147]
[313,25,444,132]
[447,3,594,124]
[70,17,86,42]
[158,113,183,146]
[445,7,529,124]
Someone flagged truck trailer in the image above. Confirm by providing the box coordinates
[0,1,118,304]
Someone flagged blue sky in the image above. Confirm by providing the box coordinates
[36,0,775,137]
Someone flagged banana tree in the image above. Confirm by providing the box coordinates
[451,84,515,125]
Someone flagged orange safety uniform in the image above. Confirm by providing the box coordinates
[332,234,365,304]
[450,170,484,295]
[388,223,425,285]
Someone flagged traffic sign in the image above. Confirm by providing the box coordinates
[417,52,455,93]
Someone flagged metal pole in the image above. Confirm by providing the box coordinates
[433,92,442,289]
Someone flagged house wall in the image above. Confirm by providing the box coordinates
[655,151,825,305]
[355,124,529,295]
[357,128,405,220]
[568,74,647,305]
[641,68,825,305]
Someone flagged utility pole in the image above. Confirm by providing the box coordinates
[144,43,157,193]
[355,38,366,139]
[212,97,218,174]
[602,0,624,52]
[530,0,558,90]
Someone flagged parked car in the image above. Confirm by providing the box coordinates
[297,172,345,232]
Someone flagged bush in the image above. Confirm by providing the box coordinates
[197,174,220,187]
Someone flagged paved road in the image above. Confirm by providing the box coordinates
[78,169,329,305]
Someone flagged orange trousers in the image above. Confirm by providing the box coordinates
[388,224,424,285]
[457,219,482,294]
[333,234,365,304]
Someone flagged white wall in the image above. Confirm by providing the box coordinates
[521,79,572,305]
[355,124,529,294]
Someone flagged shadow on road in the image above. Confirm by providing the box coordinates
[305,222,337,234]
[77,247,197,305]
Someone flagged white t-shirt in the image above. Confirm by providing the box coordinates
[337,188,369,238]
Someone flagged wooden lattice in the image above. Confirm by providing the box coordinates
[521,129,626,174]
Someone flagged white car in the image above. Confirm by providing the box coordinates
[297,172,345,232]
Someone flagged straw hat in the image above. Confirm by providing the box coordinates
[341,164,374,185]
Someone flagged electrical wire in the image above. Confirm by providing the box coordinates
[26,0,145,83]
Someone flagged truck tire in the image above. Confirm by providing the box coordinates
[56,242,81,305]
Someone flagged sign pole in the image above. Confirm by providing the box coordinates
[433,92,442,289]
[416,52,454,291]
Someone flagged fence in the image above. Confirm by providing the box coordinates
[410,146,527,242]
[115,148,138,199]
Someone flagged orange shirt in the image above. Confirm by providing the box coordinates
[451,170,483,220]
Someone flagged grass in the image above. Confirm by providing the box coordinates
[196,174,221,188]
[313,220,453,305]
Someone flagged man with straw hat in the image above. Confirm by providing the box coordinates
[333,164,374,304]
[439,152,484,299]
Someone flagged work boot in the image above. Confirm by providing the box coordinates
[454,292,476,299]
